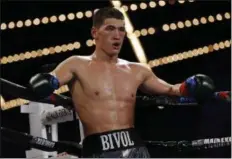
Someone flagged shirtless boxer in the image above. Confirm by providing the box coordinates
[29,7,215,158]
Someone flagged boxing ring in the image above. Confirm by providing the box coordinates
[1,1,231,158]
[1,78,231,158]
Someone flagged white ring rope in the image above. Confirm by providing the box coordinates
[40,91,230,126]
[146,136,231,151]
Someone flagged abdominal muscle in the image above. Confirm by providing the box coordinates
[72,96,136,137]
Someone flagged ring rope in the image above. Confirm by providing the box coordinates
[1,127,82,157]
[145,136,231,151]
[1,127,230,157]
[40,90,230,126]
[1,78,230,111]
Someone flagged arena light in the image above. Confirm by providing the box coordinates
[25,19,32,27]
[50,15,58,23]
[67,43,74,50]
[140,2,148,9]
[1,1,195,31]
[200,17,207,24]
[192,18,199,26]
[208,15,215,23]
[1,98,29,110]
[224,12,230,19]
[86,39,93,47]
[158,1,166,7]
[1,11,230,64]
[170,23,177,30]
[13,54,20,62]
[54,46,62,53]
[178,0,185,4]
[16,20,24,28]
[216,14,223,21]
[213,43,219,50]
[149,1,157,8]
[67,13,75,20]
[147,27,156,34]
[130,4,138,11]
[8,21,15,29]
[33,18,40,25]
[148,39,231,68]
[140,28,148,36]
[185,20,192,27]
[0,96,6,107]
[219,42,225,49]
[224,40,230,47]
[162,24,170,31]
[121,5,129,11]
[0,41,81,64]
[163,12,230,32]
[134,30,141,37]
[58,14,66,22]
[112,0,121,7]
[85,11,93,18]
[1,23,7,30]
[177,21,184,28]
[111,0,148,64]
[133,27,156,37]
[42,17,49,24]
[76,12,84,19]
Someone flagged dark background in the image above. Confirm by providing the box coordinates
[1,0,231,158]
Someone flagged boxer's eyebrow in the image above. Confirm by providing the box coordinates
[105,25,116,30]
[105,25,126,31]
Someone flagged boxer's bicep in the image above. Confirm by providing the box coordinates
[51,56,77,86]
[139,67,174,95]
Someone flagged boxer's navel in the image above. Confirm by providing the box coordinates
[95,91,100,96]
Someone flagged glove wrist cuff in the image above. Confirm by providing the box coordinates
[179,82,189,96]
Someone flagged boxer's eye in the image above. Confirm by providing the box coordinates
[106,25,116,31]
[119,27,125,32]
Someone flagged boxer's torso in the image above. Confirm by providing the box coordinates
[68,56,147,136]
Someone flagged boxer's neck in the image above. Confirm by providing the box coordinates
[92,50,118,64]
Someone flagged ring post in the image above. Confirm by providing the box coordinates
[21,102,58,158]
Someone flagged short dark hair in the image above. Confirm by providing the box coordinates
[93,7,124,28]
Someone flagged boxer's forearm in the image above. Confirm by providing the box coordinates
[168,84,182,96]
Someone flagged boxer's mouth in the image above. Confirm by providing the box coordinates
[112,42,121,49]
[112,42,120,47]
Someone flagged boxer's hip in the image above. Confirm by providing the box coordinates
[82,128,146,157]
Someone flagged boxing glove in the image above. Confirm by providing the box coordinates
[179,74,215,102]
[29,73,60,99]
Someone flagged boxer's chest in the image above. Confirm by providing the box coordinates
[76,62,143,99]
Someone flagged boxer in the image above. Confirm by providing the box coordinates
[29,7,215,158]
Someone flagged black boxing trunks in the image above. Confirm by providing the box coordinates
[81,128,150,158]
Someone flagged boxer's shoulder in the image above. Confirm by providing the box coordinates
[116,59,144,67]
[64,55,92,64]
[127,62,151,72]
[117,58,130,65]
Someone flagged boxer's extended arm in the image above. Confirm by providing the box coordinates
[139,65,181,96]
[29,56,78,99]
[139,64,215,102]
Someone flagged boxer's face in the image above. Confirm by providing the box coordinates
[92,18,126,56]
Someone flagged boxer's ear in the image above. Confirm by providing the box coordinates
[91,27,98,40]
